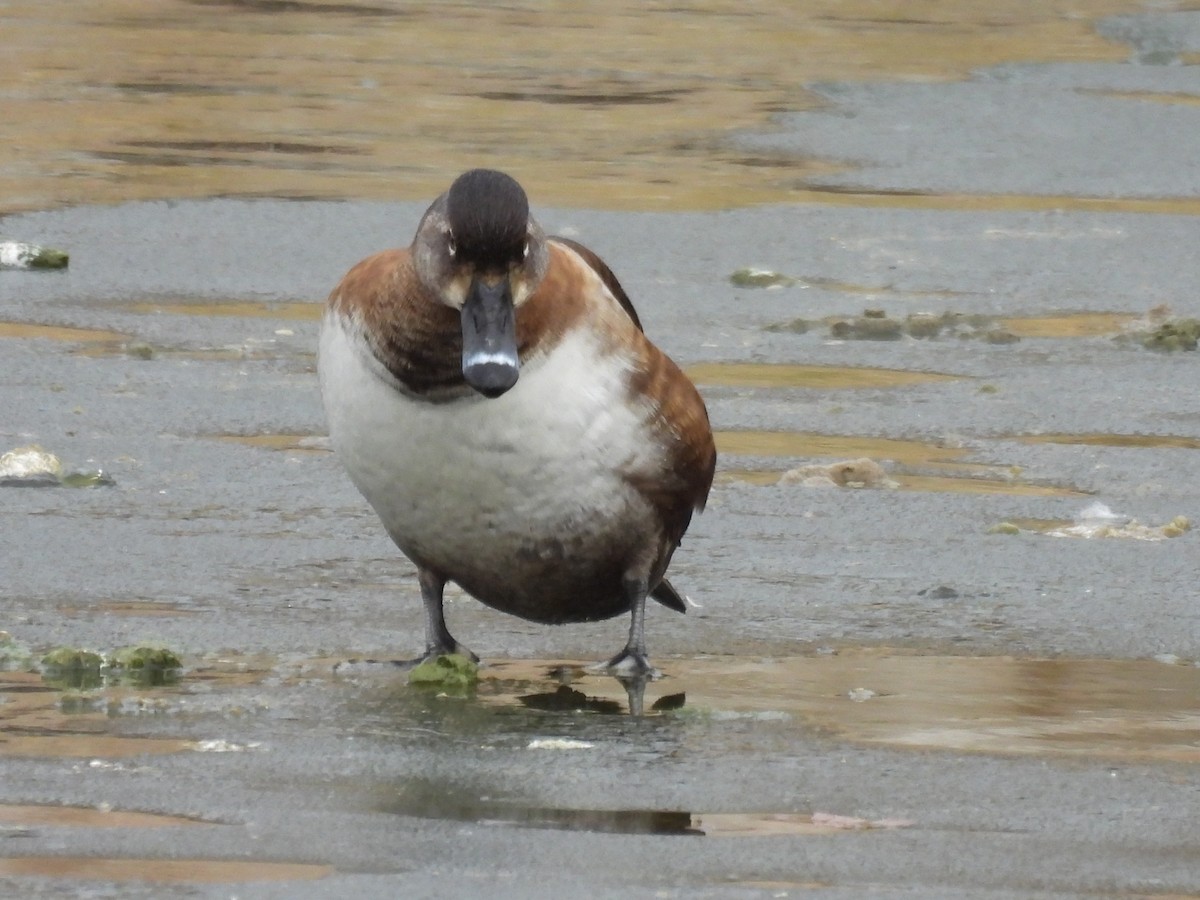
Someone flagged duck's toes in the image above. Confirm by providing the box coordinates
[420,643,480,667]
[335,644,479,674]
[588,649,660,681]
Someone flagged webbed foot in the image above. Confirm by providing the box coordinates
[587,648,660,681]
[333,643,479,675]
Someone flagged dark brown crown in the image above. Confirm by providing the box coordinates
[445,169,529,270]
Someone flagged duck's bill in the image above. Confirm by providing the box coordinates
[461,277,520,398]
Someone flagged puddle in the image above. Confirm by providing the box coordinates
[731,271,959,298]
[59,599,200,618]
[0,316,301,362]
[768,311,1141,342]
[5,650,1196,854]
[799,276,962,299]
[362,652,1200,836]
[715,431,988,474]
[213,433,330,453]
[0,322,127,343]
[0,857,332,883]
[0,804,208,829]
[784,187,1200,216]
[721,467,1085,498]
[73,344,293,362]
[713,431,1085,496]
[693,812,912,837]
[685,363,960,389]
[477,655,1200,764]
[892,473,1083,497]
[381,776,910,837]
[997,312,1140,339]
[1016,433,1200,450]
[124,300,321,321]
[10,650,1187,768]
[1086,89,1200,107]
[0,0,1165,213]
[0,665,269,759]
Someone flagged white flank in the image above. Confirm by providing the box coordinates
[318,312,663,585]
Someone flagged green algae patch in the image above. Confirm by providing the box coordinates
[1111,309,1200,352]
[124,341,157,360]
[41,648,104,671]
[108,646,183,686]
[39,645,182,688]
[28,248,69,269]
[1136,318,1200,352]
[730,268,796,289]
[830,308,905,341]
[0,242,69,270]
[409,654,480,692]
[1162,516,1192,538]
[40,648,105,689]
[110,646,183,672]
[110,648,181,676]
[826,310,1021,343]
[57,470,116,488]
[770,310,1142,342]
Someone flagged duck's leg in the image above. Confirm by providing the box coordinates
[592,573,659,680]
[417,566,478,662]
[334,567,477,673]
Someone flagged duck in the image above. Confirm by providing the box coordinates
[318,169,715,677]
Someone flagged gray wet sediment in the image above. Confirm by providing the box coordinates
[3,194,1199,899]
[735,10,1200,199]
[3,197,1199,661]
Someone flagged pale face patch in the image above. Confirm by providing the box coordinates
[441,273,469,309]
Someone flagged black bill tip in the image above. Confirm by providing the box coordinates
[463,353,519,398]
[461,276,520,399]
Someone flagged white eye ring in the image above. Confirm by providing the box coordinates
[447,232,457,258]
[522,242,529,260]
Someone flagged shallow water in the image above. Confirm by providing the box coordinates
[1,647,1196,886]
[0,0,1182,215]
[7,651,1197,764]
[0,856,333,884]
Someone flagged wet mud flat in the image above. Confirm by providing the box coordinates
[3,196,1200,898]
[4,2,1200,895]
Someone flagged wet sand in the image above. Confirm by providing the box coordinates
[0,0,1172,214]
[4,2,1200,898]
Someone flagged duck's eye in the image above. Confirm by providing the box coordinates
[447,232,457,258]
[522,242,529,260]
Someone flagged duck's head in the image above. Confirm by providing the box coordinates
[413,169,549,398]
